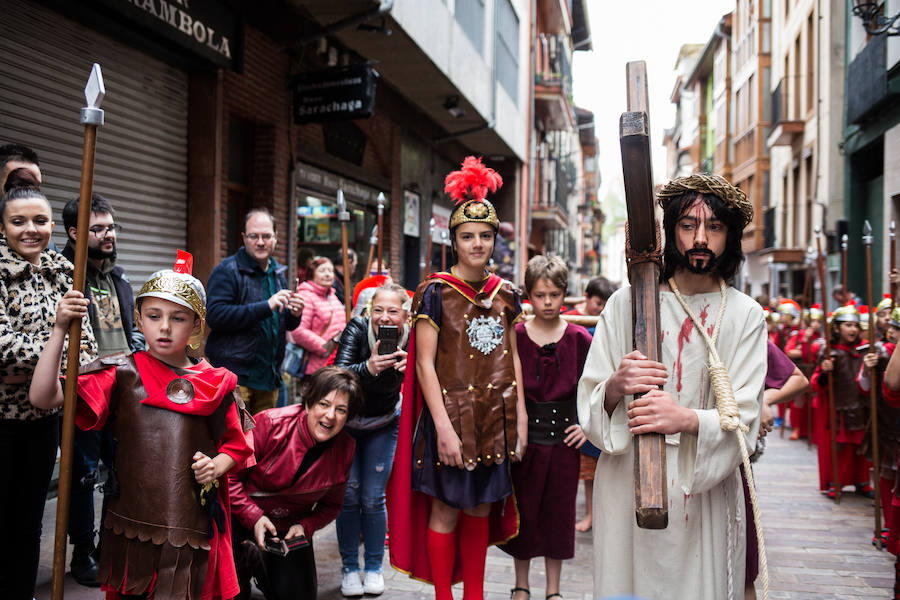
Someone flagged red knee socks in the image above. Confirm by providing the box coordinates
[459,514,489,600]
[426,528,455,600]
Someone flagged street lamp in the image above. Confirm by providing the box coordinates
[850,0,900,36]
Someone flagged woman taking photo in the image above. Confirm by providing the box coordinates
[291,257,347,378]
[229,366,363,600]
[334,282,410,597]
[387,156,527,600]
[0,182,95,597]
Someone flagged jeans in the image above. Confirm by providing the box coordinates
[0,416,59,600]
[335,416,400,573]
[68,426,114,545]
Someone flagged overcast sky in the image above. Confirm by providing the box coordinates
[572,0,735,210]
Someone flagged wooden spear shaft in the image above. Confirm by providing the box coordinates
[376,193,385,274]
[800,260,814,449]
[891,221,897,311]
[424,218,435,279]
[441,230,448,272]
[365,225,377,276]
[337,190,352,321]
[816,228,841,503]
[53,63,105,600]
[620,61,667,529]
[842,234,848,298]
[864,220,883,547]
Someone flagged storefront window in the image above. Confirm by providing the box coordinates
[295,192,376,287]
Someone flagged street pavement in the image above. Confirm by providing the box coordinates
[33,430,896,599]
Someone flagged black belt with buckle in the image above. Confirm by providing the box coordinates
[526,398,575,445]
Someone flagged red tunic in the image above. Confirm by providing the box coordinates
[75,352,253,600]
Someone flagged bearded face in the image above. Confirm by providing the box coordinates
[670,196,728,275]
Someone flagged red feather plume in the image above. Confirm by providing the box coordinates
[443,156,503,205]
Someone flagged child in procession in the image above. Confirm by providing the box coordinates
[30,253,253,600]
[499,255,592,600]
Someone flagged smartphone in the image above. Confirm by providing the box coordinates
[377,325,399,355]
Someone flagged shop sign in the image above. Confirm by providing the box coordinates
[94,0,241,70]
[403,190,420,238]
[297,206,337,217]
[295,162,388,209]
[292,64,378,124]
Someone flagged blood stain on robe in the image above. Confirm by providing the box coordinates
[676,317,693,392]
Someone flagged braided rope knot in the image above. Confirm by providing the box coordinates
[708,361,749,433]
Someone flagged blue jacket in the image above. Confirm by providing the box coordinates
[205,248,300,376]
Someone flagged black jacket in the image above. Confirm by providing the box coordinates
[62,242,143,353]
[334,316,405,418]
[205,248,301,377]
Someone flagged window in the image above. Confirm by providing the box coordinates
[805,154,814,242]
[793,36,801,118]
[495,0,519,104]
[455,0,485,54]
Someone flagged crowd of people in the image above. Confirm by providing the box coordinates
[3,139,895,600]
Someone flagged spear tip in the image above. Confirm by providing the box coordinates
[864,220,873,236]
[814,225,821,235]
[84,63,105,109]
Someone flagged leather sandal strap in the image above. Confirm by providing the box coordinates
[510,588,531,599]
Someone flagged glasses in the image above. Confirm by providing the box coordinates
[245,233,275,241]
[88,224,122,237]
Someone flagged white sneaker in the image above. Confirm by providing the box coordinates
[341,570,364,597]
[363,571,385,595]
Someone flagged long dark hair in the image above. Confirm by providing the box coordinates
[661,190,746,283]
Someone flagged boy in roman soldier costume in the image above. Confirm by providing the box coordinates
[860,306,900,543]
[387,156,527,600]
[30,252,253,600]
[784,303,824,441]
[810,303,873,498]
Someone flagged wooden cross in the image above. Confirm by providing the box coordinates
[619,61,668,529]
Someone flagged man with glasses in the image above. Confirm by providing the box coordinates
[61,193,144,586]
[206,207,304,414]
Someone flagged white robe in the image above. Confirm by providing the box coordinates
[576,285,765,600]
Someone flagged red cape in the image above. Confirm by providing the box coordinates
[385,274,518,584]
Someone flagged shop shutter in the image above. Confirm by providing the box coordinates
[0,0,189,291]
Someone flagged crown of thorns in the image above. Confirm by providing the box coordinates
[657,173,753,229]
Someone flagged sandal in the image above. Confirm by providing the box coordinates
[547,595,563,600]
[510,588,530,600]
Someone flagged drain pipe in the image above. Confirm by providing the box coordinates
[295,0,394,45]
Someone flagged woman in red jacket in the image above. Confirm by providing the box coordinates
[229,366,363,600]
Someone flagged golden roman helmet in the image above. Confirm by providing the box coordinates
[135,250,207,349]
[445,156,502,231]
[829,302,860,325]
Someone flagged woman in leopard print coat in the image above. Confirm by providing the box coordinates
[0,185,96,598]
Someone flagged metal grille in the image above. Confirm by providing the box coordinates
[0,0,189,292]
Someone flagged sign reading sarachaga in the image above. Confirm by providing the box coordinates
[292,64,378,124]
[95,0,241,70]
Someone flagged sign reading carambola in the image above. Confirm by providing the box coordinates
[292,64,378,124]
[93,0,242,70]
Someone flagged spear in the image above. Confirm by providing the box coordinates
[423,218,435,279]
[54,63,105,600]
[376,192,385,275]
[891,221,897,311]
[441,229,448,272]
[337,189,352,321]
[864,220,883,547]
[365,225,377,276]
[816,226,841,503]
[842,233,849,298]
[806,246,815,451]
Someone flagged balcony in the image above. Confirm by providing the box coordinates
[532,158,572,230]
[766,79,804,147]
[534,34,575,130]
[847,35,899,124]
[538,0,573,35]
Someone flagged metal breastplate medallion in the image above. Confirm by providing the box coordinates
[166,378,195,404]
[466,315,504,355]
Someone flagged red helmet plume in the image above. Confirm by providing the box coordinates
[444,156,503,205]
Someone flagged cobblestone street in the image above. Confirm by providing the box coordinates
[35,431,897,599]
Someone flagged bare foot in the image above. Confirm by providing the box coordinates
[575,516,591,532]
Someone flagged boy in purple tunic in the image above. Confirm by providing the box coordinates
[500,256,592,600]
